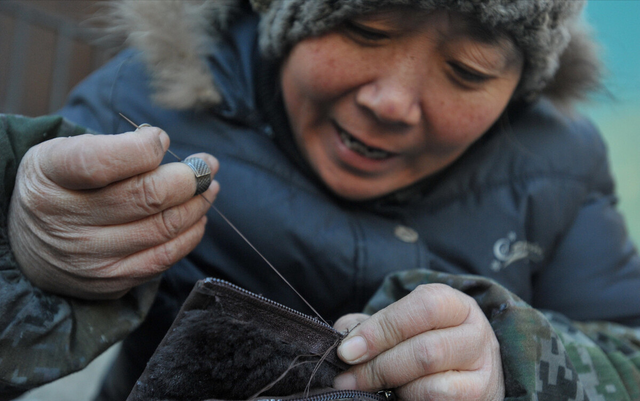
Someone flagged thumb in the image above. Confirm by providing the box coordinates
[334,313,370,334]
[39,127,170,189]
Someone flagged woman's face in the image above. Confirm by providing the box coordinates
[281,8,523,200]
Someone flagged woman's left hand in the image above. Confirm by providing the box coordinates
[333,284,504,401]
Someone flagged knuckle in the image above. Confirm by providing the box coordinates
[411,337,436,374]
[86,154,111,186]
[12,175,37,209]
[376,312,404,348]
[157,206,186,240]
[414,283,472,325]
[361,358,389,390]
[73,144,115,187]
[414,283,436,294]
[411,284,436,306]
[411,284,448,311]
[134,174,166,213]
[410,284,447,324]
[154,239,180,270]
[414,283,450,300]
[16,155,60,209]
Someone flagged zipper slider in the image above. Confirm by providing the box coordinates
[376,390,396,401]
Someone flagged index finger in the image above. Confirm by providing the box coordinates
[39,126,170,189]
[337,284,473,364]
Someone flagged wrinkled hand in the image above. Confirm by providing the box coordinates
[333,284,504,401]
[8,127,219,300]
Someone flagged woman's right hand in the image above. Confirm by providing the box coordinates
[333,284,504,400]
[7,126,219,300]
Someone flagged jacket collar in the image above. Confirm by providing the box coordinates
[100,0,250,110]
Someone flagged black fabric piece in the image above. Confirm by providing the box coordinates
[127,279,347,401]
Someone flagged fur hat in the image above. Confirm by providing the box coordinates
[101,0,601,110]
[251,0,601,107]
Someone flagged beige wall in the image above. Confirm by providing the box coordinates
[0,0,111,116]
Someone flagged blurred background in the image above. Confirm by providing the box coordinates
[1,1,638,400]
[582,1,640,243]
[0,1,109,116]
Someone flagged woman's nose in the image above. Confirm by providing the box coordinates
[355,73,423,126]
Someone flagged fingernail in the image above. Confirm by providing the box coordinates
[333,373,357,390]
[339,336,367,362]
[159,131,170,152]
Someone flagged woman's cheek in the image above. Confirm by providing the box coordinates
[290,38,354,97]
[438,96,506,145]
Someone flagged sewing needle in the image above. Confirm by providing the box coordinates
[119,113,330,327]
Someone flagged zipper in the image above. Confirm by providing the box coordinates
[201,279,395,401]
[203,277,335,331]
[257,389,392,401]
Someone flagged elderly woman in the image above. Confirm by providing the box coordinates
[2,0,639,400]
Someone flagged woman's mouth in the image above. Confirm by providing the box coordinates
[337,127,393,160]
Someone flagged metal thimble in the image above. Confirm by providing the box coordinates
[182,157,212,196]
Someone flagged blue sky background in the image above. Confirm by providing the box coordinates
[582,1,640,242]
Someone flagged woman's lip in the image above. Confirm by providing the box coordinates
[331,124,399,173]
[332,122,396,156]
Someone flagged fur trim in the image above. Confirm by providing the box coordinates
[97,0,245,109]
[97,0,602,111]
[541,21,603,113]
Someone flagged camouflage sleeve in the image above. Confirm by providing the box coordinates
[0,114,159,399]
[363,269,640,400]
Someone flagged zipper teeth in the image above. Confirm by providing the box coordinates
[263,390,386,401]
[205,278,334,330]
[204,281,383,401]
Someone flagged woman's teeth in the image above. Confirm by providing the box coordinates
[338,129,391,160]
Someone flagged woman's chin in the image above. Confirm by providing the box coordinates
[322,174,395,201]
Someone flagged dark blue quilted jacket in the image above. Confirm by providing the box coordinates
[55,11,640,399]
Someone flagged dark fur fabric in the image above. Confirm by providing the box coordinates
[127,280,346,401]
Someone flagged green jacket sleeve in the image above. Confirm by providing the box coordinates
[363,269,640,400]
[0,114,159,400]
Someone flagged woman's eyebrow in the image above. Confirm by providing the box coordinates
[439,33,522,74]
[451,18,523,71]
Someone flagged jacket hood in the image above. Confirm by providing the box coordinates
[97,0,247,110]
[97,0,602,112]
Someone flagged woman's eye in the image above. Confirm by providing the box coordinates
[343,20,389,42]
[448,62,491,84]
